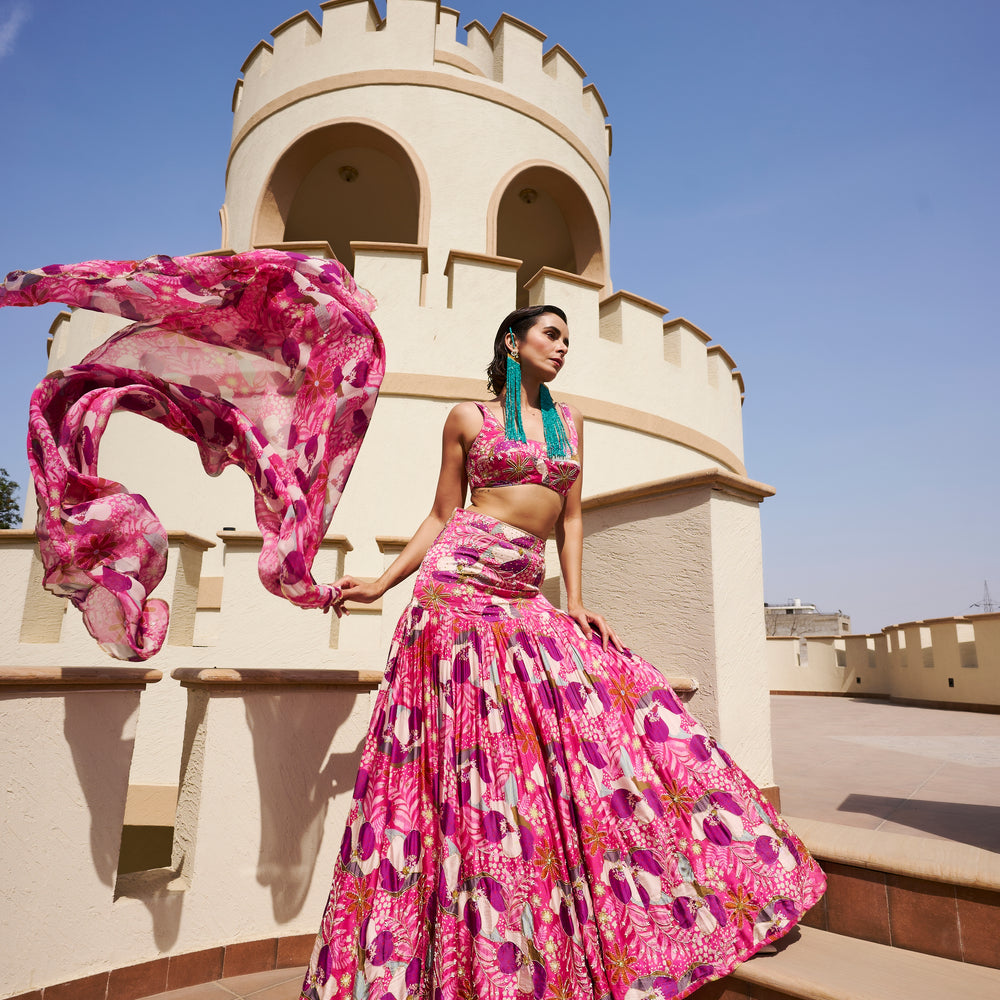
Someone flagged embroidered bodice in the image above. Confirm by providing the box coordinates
[466,402,581,497]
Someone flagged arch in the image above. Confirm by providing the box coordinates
[252,119,430,272]
[488,162,607,306]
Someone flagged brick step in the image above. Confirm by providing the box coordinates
[787,816,1000,969]
[709,925,1000,1000]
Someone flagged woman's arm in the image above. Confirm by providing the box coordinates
[556,407,623,651]
[331,402,479,610]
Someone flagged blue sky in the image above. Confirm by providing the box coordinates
[0,1,997,631]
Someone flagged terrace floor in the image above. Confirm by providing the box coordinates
[770,694,1000,853]
[139,695,1000,1000]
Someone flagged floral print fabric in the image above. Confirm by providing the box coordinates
[0,250,383,660]
[302,508,826,1000]
[465,403,580,497]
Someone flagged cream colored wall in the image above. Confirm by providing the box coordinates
[580,473,775,788]
[709,492,773,782]
[767,635,854,695]
[1,683,142,993]
[0,671,379,996]
[768,615,1000,707]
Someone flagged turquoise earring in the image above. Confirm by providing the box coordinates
[503,332,571,458]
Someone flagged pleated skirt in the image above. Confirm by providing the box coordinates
[300,507,825,1000]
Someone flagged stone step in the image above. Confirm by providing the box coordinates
[714,925,1000,1000]
[787,816,1000,969]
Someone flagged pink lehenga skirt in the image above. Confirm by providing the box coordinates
[300,508,825,1000]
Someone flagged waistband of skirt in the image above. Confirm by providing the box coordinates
[449,507,546,553]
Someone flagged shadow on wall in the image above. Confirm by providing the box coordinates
[838,793,1000,853]
[64,692,139,887]
[245,689,368,922]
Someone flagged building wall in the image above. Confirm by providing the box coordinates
[767,614,1000,708]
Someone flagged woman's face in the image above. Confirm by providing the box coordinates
[510,313,570,382]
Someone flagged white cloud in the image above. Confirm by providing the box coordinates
[0,3,29,60]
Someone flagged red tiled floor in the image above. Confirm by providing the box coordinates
[139,968,306,1000]
[216,967,303,998]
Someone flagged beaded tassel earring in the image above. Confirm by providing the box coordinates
[503,331,571,458]
[538,384,571,457]
[503,350,526,443]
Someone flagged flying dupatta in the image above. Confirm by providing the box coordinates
[1,249,384,661]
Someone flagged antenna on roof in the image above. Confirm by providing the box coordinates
[971,580,998,613]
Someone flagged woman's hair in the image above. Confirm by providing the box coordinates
[485,304,568,396]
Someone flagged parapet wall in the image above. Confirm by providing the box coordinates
[231,3,610,171]
[355,246,745,459]
[767,614,1000,709]
[41,245,747,486]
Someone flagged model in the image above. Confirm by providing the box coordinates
[300,304,825,1000]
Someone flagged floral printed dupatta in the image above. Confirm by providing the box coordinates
[1,250,383,661]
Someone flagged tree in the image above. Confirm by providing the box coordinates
[0,468,22,529]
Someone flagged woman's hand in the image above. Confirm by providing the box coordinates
[566,602,625,652]
[325,576,384,617]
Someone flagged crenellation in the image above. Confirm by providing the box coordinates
[352,241,428,306]
[270,10,322,45]
[583,82,609,120]
[320,0,384,32]
[444,250,520,312]
[229,3,610,172]
[384,0,439,68]
[707,343,737,390]
[663,317,710,367]
[707,346,745,410]
[598,291,667,368]
[267,14,323,83]
[489,14,546,87]
[239,39,273,79]
[41,244,747,464]
[456,20,495,77]
[525,266,602,346]
[436,5,460,38]
[352,243,746,435]
[542,44,586,83]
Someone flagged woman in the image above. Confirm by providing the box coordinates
[301,305,825,1000]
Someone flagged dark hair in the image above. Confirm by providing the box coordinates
[485,304,568,396]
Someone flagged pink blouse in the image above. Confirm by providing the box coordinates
[466,402,580,497]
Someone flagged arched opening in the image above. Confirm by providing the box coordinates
[255,122,423,272]
[494,165,606,306]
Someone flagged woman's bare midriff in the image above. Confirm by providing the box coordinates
[468,484,564,540]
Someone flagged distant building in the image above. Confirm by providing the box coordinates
[765,598,851,636]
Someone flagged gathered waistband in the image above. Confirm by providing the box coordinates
[409,507,548,616]
[451,506,547,553]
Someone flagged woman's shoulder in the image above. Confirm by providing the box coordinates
[556,400,583,425]
[444,400,489,441]
[447,400,488,423]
